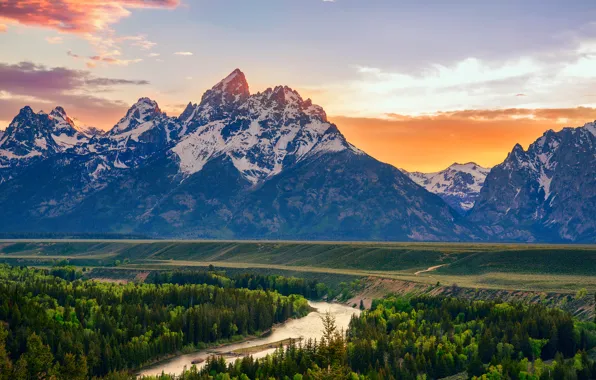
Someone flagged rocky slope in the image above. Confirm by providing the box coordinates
[403,163,490,214]
[468,122,596,242]
[0,69,479,241]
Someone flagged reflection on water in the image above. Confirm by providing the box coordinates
[138,301,360,377]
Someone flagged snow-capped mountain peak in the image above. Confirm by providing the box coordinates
[200,68,250,106]
[49,106,76,129]
[109,97,164,137]
[403,162,490,213]
[172,70,354,184]
[46,106,88,149]
[0,105,90,160]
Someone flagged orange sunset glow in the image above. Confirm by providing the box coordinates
[333,107,596,171]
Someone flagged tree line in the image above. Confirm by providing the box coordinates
[0,264,310,379]
[136,295,596,379]
[147,268,331,300]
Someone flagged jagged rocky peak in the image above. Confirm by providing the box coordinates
[129,97,162,119]
[110,97,163,135]
[0,106,55,158]
[17,105,36,119]
[469,121,595,242]
[49,106,72,122]
[178,101,197,123]
[584,120,596,135]
[201,68,250,106]
[4,106,48,136]
[250,85,328,122]
[171,70,355,183]
[48,106,79,133]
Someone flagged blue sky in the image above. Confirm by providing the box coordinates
[1,0,595,170]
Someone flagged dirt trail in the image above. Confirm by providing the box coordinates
[414,264,447,276]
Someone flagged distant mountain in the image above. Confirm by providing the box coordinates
[403,162,490,214]
[79,126,105,138]
[468,122,596,242]
[0,69,479,241]
[0,106,88,183]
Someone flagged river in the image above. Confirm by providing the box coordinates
[138,301,360,377]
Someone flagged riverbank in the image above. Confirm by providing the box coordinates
[137,301,360,377]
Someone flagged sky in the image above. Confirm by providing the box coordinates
[0,0,595,171]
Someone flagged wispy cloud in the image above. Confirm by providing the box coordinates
[0,61,149,128]
[45,36,64,44]
[119,34,157,50]
[0,1,179,66]
[317,39,596,118]
[0,0,180,34]
[148,53,161,57]
[88,55,143,67]
[174,51,193,56]
[68,50,142,68]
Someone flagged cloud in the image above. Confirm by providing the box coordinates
[0,24,7,32]
[118,34,157,50]
[148,53,161,57]
[0,61,150,129]
[0,0,180,34]
[0,1,179,66]
[89,55,143,66]
[174,51,193,56]
[315,36,596,119]
[68,50,142,67]
[332,107,596,172]
[45,36,64,44]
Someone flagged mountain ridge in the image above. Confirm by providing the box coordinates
[468,121,595,242]
[0,69,480,241]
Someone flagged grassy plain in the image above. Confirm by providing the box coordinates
[0,240,594,292]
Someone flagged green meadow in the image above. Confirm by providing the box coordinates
[0,240,594,292]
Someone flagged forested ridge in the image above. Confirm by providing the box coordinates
[1,263,595,379]
[0,264,309,379]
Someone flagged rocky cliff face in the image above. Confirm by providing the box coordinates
[468,122,596,242]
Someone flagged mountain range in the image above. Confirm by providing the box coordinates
[0,69,594,242]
